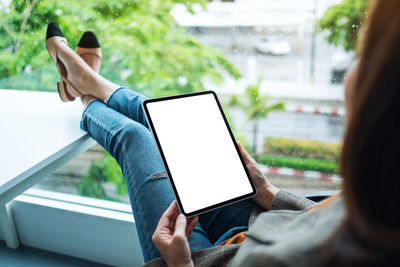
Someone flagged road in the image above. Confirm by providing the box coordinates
[191,29,349,90]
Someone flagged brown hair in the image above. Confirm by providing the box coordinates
[322,0,400,265]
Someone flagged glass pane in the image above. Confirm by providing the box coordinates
[0,0,359,202]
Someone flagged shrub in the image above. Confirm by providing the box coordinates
[258,155,339,174]
[77,152,126,200]
[264,137,341,160]
[76,174,110,200]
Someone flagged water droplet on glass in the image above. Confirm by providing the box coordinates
[178,76,188,86]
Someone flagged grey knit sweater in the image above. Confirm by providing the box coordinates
[145,190,344,267]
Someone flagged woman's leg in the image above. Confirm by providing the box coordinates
[104,87,150,129]
[102,87,258,244]
[199,199,256,245]
[94,88,257,245]
[56,36,254,254]
[80,101,212,262]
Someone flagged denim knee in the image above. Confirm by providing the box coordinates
[110,123,153,158]
[115,123,151,144]
[80,100,103,132]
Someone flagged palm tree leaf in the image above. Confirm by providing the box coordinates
[227,94,245,109]
[266,101,285,113]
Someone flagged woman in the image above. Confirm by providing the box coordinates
[45,0,399,265]
[320,0,400,265]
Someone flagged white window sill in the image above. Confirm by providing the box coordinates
[0,188,143,266]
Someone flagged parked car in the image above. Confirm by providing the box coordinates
[330,52,353,85]
[255,37,291,56]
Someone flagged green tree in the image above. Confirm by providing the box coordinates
[77,152,126,200]
[228,78,285,159]
[0,0,241,95]
[318,0,368,51]
[0,0,242,201]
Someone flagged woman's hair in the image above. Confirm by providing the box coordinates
[322,0,400,265]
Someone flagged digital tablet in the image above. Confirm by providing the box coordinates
[143,91,256,217]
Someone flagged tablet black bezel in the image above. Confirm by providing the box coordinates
[143,90,256,217]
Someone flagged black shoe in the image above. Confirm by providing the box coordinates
[46,22,78,102]
[46,21,64,40]
[76,31,102,72]
[77,31,100,48]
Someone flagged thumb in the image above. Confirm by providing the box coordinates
[174,214,187,238]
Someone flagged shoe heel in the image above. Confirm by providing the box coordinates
[57,81,75,102]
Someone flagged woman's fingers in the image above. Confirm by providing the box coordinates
[158,201,179,229]
[167,201,181,230]
[174,214,187,238]
[237,141,256,165]
[164,201,179,217]
[156,201,197,238]
[185,216,199,238]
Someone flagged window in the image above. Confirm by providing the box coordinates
[1,0,361,203]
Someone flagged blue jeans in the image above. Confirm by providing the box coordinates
[80,87,256,262]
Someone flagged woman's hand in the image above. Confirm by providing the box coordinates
[152,201,198,267]
[237,142,279,210]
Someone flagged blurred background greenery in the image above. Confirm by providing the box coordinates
[1,0,366,200]
[0,0,242,200]
[0,0,240,95]
[318,0,368,51]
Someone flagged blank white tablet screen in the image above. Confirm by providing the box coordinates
[146,93,254,214]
